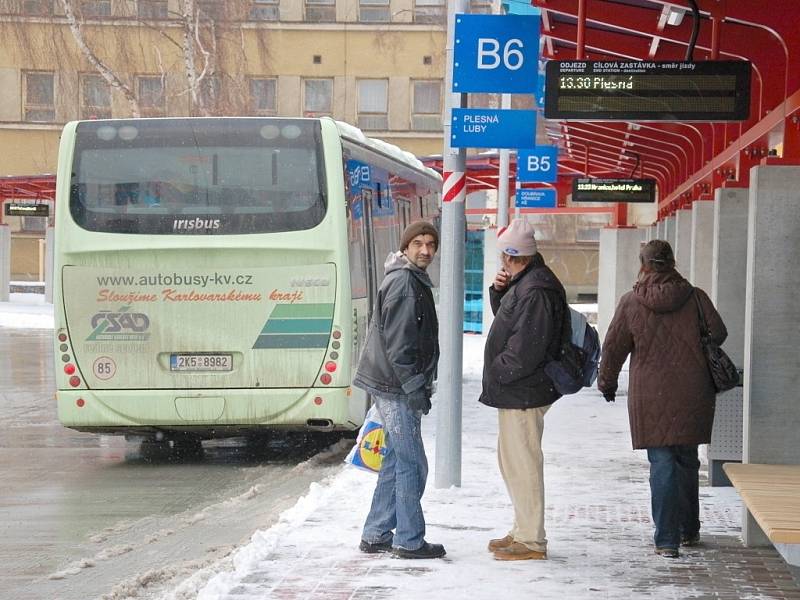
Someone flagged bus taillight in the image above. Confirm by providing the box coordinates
[64,364,76,375]
[69,376,81,387]
[325,361,337,373]
[320,373,332,385]
[332,330,342,340]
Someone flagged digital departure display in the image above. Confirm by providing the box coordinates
[4,203,50,217]
[545,60,751,121]
[572,178,656,203]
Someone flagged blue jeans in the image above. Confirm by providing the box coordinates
[361,395,428,551]
[647,445,701,549]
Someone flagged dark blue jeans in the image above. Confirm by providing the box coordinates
[646,445,701,550]
[361,395,428,551]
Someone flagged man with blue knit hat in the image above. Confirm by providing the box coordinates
[480,218,568,561]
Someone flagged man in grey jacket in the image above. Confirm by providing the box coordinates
[353,221,444,560]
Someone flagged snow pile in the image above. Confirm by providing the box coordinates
[0,292,54,328]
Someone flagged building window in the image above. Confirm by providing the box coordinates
[357,79,388,130]
[249,78,276,115]
[249,0,278,20]
[305,0,334,23]
[81,74,111,119]
[413,0,444,24]
[23,71,55,122]
[359,0,389,23]
[469,0,493,14]
[303,79,333,117]
[197,1,225,20]
[137,76,165,117]
[138,0,167,18]
[80,0,111,17]
[199,75,220,112]
[10,0,54,15]
[411,80,441,131]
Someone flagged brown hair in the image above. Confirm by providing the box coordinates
[639,240,675,273]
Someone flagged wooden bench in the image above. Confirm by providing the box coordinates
[723,463,800,566]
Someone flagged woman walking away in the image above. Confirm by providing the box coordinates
[598,240,727,559]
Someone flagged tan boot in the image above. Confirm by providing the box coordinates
[487,535,513,552]
[493,542,547,561]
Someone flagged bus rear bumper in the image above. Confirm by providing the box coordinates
[57,386,367,437]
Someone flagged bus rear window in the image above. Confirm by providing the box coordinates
[69,119,327,235]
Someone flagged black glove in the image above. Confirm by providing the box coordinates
[603,391,616,403]
[406,388,432,415]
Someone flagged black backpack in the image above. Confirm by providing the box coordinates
[544,304,601,395]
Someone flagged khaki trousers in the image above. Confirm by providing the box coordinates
[497,406,550,553]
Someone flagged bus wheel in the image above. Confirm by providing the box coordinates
[172,436,204,458]
[139,438,172,461]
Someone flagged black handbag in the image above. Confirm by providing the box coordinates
[693,290,740,393]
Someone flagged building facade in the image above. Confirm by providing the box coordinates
[0,0,476,178]
[1,0,490,279]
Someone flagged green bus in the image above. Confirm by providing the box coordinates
[53,117,441,446]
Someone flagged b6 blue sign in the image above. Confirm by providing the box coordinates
[453,14,541,94]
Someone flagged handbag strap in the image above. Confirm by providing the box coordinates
[692,288,711,337]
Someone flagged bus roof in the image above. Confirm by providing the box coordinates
[333,119,442,183]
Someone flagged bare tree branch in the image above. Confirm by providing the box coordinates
[59,0,141,117]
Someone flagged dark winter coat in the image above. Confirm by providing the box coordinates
[479,255,567,410]
[353,252,439,413]
[598,269,728,449]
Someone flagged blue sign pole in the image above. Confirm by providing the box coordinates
[451,108,536,149]
[453,14,540,94]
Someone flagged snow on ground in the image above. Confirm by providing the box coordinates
[0,292,53,329]
[0,296,747,599]
[158,335,743,600]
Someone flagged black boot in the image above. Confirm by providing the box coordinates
[359,539,393,554]
[391,542,446,559]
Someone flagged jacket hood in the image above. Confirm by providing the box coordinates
[384,250,408,274]
[384,251,433,287]
[633,269,693,313]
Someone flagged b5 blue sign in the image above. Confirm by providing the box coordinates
[453,14,541,94]
[517,146,559,183]
[516,188,557,209]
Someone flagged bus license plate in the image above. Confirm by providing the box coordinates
[170,353,232,372]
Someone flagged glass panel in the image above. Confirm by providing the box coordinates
[21,0,54,15]
[70,119,327,235]
[82,75,112,120]
[138,0,167,18]
[359,1,389,22]
[81,0,111,17]
[413,80,440,113]
[358,80,387,129]
[197,0,224,19]
[358,79,387,113]
[25,72,54,122]
[26,72,54,105]
[413,0,444,24]
[249,0,278,21]
[249,78,276,113]
[138,77,165,115]
[305,2,334,22]
[201,76,220,110]
[469,0,492,14]
[304,79,332,115]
